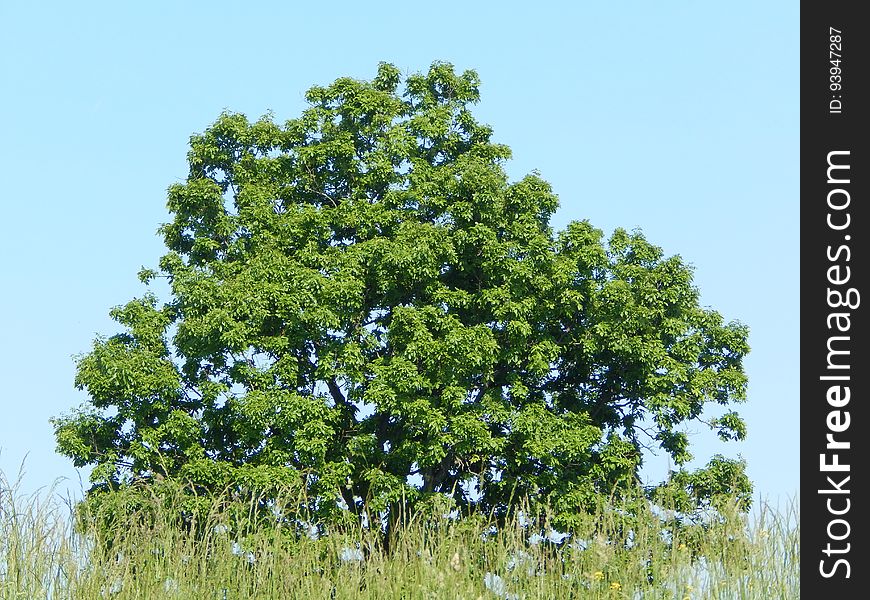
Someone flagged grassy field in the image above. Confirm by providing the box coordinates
[1,470,798,599]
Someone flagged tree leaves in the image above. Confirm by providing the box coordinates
[55,62,752,530]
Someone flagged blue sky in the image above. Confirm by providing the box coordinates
[0,2,798,505]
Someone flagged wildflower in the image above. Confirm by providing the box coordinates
[480,525,498,542]
[572,538,590,551]
[339,546,364,563]
[231,541,256,564]
[103,578,123,596]
[506,550,537,577]
[163,578,178,593]
[678,543,687,551]
[547,529,570,544]
[483,572,519,599]
[213,523,229,534]
[609,581,621,591]
[484,572,506,595]
[450,551,462,571]
[593,571,605,581]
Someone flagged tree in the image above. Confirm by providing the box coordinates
[53,62,751,536]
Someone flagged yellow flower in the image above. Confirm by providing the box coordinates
[687,586,694,592]
[678,543,687,551]
[610,582,621,591]
[593,571,605,581]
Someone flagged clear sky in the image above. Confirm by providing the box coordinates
[0,2,798,506]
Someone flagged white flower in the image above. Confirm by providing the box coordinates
[102,578,123,596]
[231,541,255,564]
[529,529,569,546]
[339,546,364,563]
[483,572,520,599]
[572,538,590,551]
[484,572,506,596]
[506,550,537,576]
[546,529,570,544]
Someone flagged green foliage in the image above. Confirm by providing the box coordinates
[0,471,799,600]
[52,62,751,533]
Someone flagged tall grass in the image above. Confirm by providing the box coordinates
[1,470,798,599]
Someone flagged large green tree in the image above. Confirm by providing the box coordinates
[54,62,751,533]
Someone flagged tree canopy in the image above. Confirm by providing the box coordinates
[53,62,751,533]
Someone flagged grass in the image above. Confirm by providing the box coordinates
[0,469,798,599]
